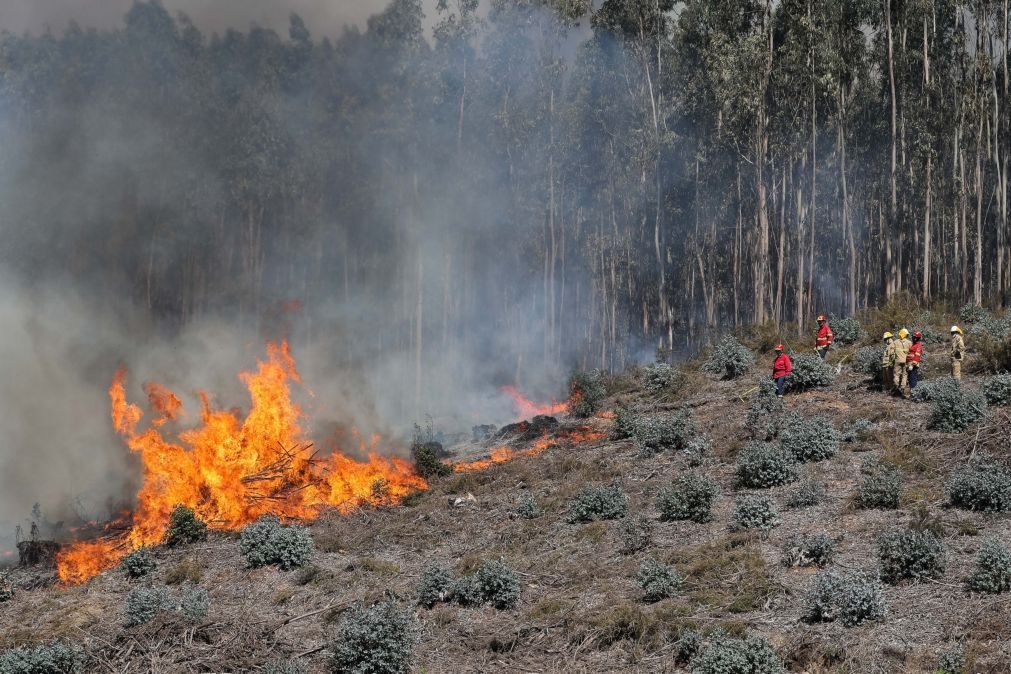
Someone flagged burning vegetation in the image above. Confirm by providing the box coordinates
[57,341,427,584]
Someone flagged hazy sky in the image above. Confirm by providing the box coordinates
[0,0,423,38]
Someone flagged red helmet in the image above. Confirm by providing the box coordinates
[816,314,826,322]
[774,344,784,351]
[914,331,923,338]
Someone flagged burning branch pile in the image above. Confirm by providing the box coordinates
[57,341,426,584]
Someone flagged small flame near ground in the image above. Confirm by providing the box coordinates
[56,341,426,584]
[500,385,568,420]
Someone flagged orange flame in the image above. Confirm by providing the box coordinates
[57,341,426,584]
[500,385,567,420]
[453,427,604,473]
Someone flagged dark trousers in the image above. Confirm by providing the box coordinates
[818,346,828,360]
[775,376,786,397]
[909,365,919,389]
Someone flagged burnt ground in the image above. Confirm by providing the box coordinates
[2,341,1011,673]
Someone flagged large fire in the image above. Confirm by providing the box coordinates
[56,341,426,584]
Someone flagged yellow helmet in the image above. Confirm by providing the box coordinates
[898,328,909,339]
[883,332,894,340]
[951,325,963,334]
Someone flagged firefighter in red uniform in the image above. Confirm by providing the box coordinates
[772,344,792,398]
[815,315,833,360]
[907,331,924,392]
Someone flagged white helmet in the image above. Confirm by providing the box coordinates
[951,325,963,334]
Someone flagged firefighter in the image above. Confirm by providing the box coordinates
[950,326,966,380]
[815,315,834,360]
[907,331,924,391]
[772,344,792,398]
[893,328,912,396]
[881,332,896,392]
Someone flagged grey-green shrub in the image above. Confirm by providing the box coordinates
[928,379,988,432]
[454,560,520,609]
[611,406,638,440]
[730,495,780,531]
[878,529,945,583]
[329,601,416,674]
[675,628,703,664]
[735,443,797,489]
[618,515,654,555]
[856,464,903,510]
[945,454,1011,512]
[180,587,210,621]
[125,586,171,626]
[689,634,785,674]
[830,315,864,344]
[780,414,840,462]
[263,660,308,674]
[910,378,945,402]
[700,336,755,380]
[0,641,81,674]
[960,303,989,324]
[642,362,682,396]
[786,480,826,508]
[240,515,314,570]
[417,563,453,608]
[411,442,451,479]
[631,409,696,456]
[0,573,13,603]
[568,370,606,418]
[841,418,874,443]
[744,379,784,441]
[852,345,883,376]
[637,559,682,602]
[802,572,886,627]
[981,373,1011,405]
[517,494,542,519]
[121,547,156,579]
[566,484,628,523]
[657,473,720,523]
[937,647,966,674]
[684,435,711,466]
[786,353,835,391]
[966,539,1011,593]
[781,533,834,568]
[164,505,207,547]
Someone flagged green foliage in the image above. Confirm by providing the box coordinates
[411,442,451,479]
[637,559,683,602]
[618,515,654,554]
[611,406,638,440]
[829,315,863,344]
[0,573,13,603]
[946,454,1011,512]
[781,533,834,568]
[959,303,990,324]
[701,336,755,380]
[656,473,720,523]
[125,586,171,627]
[981,373,1011,405]
[417,563,454,608]
[566,484,628,523]
[910,379,945,402]
[517,494,542,519]
[453,560,520,609]
[852,345,883,376]
[642,362,683,397]
[841,418,874,443]
[801,572,886,627]
[568,370,606,418]
[329,601,416,674]
[630,409,697,456]
[785,353,835,391]
[927,379,988,432]
[779,413,840,462]
[164,505,207,547]
[878,529,946,584]
[857,463,903,510]
[734,443,797,489]
[689,634,785,674]
[684,435,712,466]
[730,495,780,532]
[744,379,784,441]
[240,515,314,570]
[937,647,965,674]
[263,660,308,674]
[785,480,825,509]
[966,539,1011,594]
[180,586,210,621]
[121,547,156,579]
[0,641,81,674]
[675,629,703,664]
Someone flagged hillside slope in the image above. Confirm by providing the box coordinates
[2,330,1010,673]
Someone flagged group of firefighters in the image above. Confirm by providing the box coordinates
[769,315,968,399]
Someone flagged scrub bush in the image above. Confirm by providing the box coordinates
[735,443,797,489]
[637,559,683,602]
[164,505,207,547]
[124,586,171,627]
[981,373,1011,405]
[779,414,840,462]
[689,634,785,674]
[701,336,755,380]
[785,480,826,509]
[781,533,834,568]
[786,353,835,391]
[566,485,628,523]
[730,496,780,532]
[928,379,988,432]
[569,370,606,418]
[830,315,864,344]
[656,473,720,523]
[878,529,945,584]
[631,409,697,456]
[0,641,81,674]
[330,601,416,674]
[618,515,654,555]
[453,560,520,609]
[945,453,1011,512]
[744,379,784,441]
[417,563,454,608]
[240,515,314,570]
[856,464,903,510]
[122,547,156,579]
[966,539,1011,594]
[802,572,886,627]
